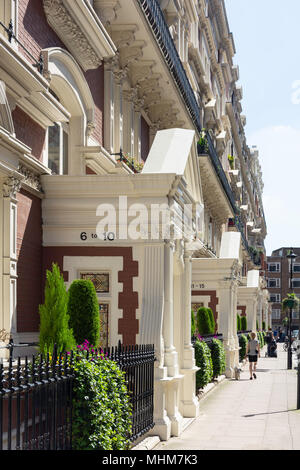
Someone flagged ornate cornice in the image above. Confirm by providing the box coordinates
[43,0,116,71]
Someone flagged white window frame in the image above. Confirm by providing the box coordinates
[291,278,300,289]
[272,309,281,320]
[270,294,281,303]
[268,262,281,272]
[0,0,18,45]
[268,278,280,288]
[47,121,69,175]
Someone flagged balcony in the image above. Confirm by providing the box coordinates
[138,0,202,132]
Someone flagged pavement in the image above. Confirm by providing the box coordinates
[154,343,300,450]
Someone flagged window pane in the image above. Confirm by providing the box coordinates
[48,123,60,174]
[63,130,68,175]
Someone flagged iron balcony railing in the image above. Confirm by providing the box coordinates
[136,0,259,266]
[204,131,238,213]
[0,19,44,74]
[138,0,202,132]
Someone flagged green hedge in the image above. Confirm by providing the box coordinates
[210,339,226,378]
[237,314,241,332]
[239,334,248,362]
[67,279,100,347]
[241,316,247,332]
[197,307,214,335]
[72,346,132,450]
[194,339,213,390]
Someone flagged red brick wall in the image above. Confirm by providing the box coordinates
[17,0,105,146]
[42,246,139,345]
[12,106,46,162]
[16,189,43,333]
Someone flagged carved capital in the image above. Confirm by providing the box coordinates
[3,176,22,198]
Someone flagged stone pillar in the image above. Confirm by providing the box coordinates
[163,241,183,437]
[163,241,179,377]
[218,279,239,378]
[179,250,199,417]
[0,176,21,357]
[139,244,171,441]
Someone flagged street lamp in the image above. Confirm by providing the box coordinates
[286,248,297,370]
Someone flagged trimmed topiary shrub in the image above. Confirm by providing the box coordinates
[191,310,196,338]
[257,331,264,348]
[210,338,226,378]
[39,263,76,355]
[237,314,241,332]
[67,279,100,347]
[241,316,247,332]
[239,334,248,362]
[262,321,266,331]
[72,345,132,450]
[197,307,214,335]
[194,339,213,390]
[207,308,216,334]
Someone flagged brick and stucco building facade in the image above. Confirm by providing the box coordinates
[0,0,269,441]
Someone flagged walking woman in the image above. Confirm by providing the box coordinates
[246,332,260,380]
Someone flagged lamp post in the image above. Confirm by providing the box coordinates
[287,249,297,370]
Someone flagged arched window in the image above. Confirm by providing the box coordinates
[42,48,95,176]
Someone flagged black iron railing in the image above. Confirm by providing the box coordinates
[203,131,238,213]
[138,0,202,131]
[192,334,224,346]
[0,342,155,450]
[0,19,44,73]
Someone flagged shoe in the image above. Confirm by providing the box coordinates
[253,373,257,379]
[250,377,253,380]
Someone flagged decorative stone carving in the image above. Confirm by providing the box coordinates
[93,0,120,25]
[43,0,115,71]
[86,120,96,138]
[18,165,42,192]
[3,176,22,198]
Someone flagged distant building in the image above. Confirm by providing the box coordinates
[267,248,300,332]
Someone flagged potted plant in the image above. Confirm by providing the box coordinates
[282,293,300,311]
[228,155,235,169]
[197,129,209,154]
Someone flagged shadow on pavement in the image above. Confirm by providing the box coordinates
[243,409,297,418]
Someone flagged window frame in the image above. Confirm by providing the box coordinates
[47,121,69,175]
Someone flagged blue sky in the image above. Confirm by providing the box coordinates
[225,0,300,255]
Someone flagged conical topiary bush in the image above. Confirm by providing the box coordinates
[197,307,214,335]
[67,279,100,347]
[39,263,76,355]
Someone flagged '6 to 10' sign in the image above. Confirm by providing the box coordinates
[80,232,115,241]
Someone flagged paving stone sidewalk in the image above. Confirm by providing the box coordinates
[155,343,300,450]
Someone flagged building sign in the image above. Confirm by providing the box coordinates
[191,282,206,290]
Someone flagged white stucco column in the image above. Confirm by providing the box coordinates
[179,250,199,418]
[163,241,183,437]
[218,278,239,377]
[238,287,258,333]
[163,241,179,377]
[0,176,21,357]
[139,243,171,441]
